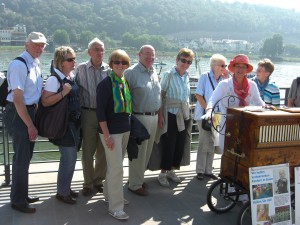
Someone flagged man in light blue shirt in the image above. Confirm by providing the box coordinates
[4,32,47,213]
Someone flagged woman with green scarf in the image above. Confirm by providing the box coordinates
[96,49,131,220]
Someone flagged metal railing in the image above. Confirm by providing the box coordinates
[0,87,291,186]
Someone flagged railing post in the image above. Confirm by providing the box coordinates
[1,109,11,187]
[284,88,290,106]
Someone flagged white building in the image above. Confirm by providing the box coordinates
[0,25,26,46]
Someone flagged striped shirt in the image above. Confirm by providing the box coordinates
[75,60,110,108]
[160,66,190,115]
[253,78,280,107]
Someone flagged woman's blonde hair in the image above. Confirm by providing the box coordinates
[53,46,75,72]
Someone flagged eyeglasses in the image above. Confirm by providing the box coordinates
[32,42,46,49]
[113,61,128,65]
[64,57,76,62]
[219,64,227,68]
[179,58,192,65]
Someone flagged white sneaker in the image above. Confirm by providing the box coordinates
[167,170,181,183]
[158,173,170,187]
[104,198,130,205]
[109,210,129,220]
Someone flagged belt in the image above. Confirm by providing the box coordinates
[26,104,37,108]
[5,101,36,108]
[133,111,158,116]
[81,106,96,111]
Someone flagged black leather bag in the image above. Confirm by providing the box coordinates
[201,118,212,131]
[35,73,69,139]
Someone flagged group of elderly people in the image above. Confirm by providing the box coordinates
[5,31,282,221]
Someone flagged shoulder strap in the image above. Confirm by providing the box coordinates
[51,72,64,93]
[207,72,215,90]
[5,57,30,94]
[14,57,29,75]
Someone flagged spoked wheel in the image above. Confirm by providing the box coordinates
[237,201,251,225]
[206,178,239,213]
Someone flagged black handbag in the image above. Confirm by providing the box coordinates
[35,73,69,139]
[201,118,212,131]
[201,73,215,131]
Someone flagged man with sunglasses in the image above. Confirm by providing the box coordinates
[124,45,161,196]
[75,38,109,196]
[3,32,47,213]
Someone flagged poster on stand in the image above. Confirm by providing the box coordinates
[295,167,300,225]
[249,163,292,225]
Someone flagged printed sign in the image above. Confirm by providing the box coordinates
[249,163,292,225]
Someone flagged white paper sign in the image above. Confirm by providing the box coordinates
[295,167,300,225]
[249,163,292,225]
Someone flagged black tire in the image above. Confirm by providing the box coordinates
[236,201,251,225]
[206,178,238,213]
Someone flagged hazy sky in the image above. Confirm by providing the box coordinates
[220,0,300,11]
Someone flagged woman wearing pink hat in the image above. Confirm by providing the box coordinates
[206,54,264,154]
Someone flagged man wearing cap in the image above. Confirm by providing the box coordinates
[3,32,47,213]
[206,54,264,154]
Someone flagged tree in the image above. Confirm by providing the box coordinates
[261,34,283,58]
[53,29,70,45]
[79,31,95,48]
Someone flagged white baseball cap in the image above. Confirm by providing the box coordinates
[27,32,48,44]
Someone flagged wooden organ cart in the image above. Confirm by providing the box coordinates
[206,107,300,225]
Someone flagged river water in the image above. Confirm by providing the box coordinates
[1,51,300,88]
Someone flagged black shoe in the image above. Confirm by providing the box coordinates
[56,193,76,204]
[26,196,39,203]
[94,184,103,193]
[70,190,79,198]
[204,173,218,180]
[82,187,93,196]
[197,173,204,180]
[11,203,36,213]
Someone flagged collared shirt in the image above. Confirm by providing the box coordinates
[124,62,161,113]
[194,70,222,120]
[160,66,190,114]
[75,60,110,108]
[6,51,43,105]
[253,78,280,107]
[44,68,68,92]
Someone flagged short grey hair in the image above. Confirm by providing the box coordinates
[210,54,227,68]
[88,38,104,49]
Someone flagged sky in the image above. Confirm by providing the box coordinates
[220,0,300,11]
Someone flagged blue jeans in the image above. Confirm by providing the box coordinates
[3,103,35,205]
[57,145,77,196]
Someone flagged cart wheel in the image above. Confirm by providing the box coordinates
[206,178,238,213]
[236,201,251,225]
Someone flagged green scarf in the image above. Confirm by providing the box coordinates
[109,71,132,114]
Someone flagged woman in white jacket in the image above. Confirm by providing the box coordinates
[206,54,264,154]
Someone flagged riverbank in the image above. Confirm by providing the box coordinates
[1,46,300,62]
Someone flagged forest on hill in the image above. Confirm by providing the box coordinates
[0,0,300,48]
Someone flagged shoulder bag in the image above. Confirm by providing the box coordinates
[35,73,69,139]
[202,73,215,131]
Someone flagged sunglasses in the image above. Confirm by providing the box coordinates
[113,61,128,65]
[64,57,76,62]
[179,58,192,65]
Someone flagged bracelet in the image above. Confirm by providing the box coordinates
[105,136,111,141]
[61,92,64,98]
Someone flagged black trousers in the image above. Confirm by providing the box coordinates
[160,112,188,170]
